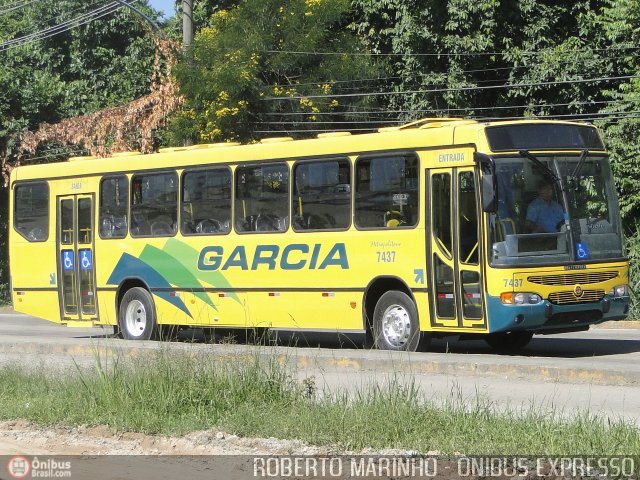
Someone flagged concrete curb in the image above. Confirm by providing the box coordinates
[591,320,640,329]
[1,336,637,387]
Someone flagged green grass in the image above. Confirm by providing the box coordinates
[0,349,638,455]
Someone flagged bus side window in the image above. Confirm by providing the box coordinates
[432,173,452,256]
[292,158,351,231]
[99,175,128,239]
[458,171,478,265]
[14,182,49,242]
[130,172,178,237]
[181,168,231,235]
[235,163,289,233]
[355,155,418,229]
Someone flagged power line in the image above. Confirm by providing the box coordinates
[0,0,40,16]
[251,117,640,135]
[263,74,640,101]
[473,109,640,122]
[254,107,640,126]
[253,119,406,125]
[0,2,120,51]
[251,109,640,134]
[279,52,640,91]
[263,45,640,58]
[0,1,137,52]
[1,0,112,40]
[264,98,640,117]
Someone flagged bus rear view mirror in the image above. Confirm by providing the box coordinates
[481,174,497,213]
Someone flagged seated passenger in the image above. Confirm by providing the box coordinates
[525,181,564,233]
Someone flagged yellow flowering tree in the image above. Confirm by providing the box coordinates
[170,0,384,143]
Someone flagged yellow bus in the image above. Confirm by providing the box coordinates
[9,118,630,351]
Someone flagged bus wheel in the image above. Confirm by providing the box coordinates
[372,291,423,352]
[119,287,159,340]
[484,331,533,352]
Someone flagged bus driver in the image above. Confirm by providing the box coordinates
[525,181,564,233]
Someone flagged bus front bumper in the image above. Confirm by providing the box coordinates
[486,294,630,333]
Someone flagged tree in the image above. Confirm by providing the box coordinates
[0,0,167,301]
[0,0,167,168]
[170,0,385,144]
[350,0,626,119]
[593,0,640,223]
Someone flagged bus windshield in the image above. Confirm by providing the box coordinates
[489,154,624,266]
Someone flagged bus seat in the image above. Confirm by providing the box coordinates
[150,221,173,235]
[384,210,404,228]
[293,213,310,230]
[497,218,517,238]
[196,218,222,234]
[255,214,286,232]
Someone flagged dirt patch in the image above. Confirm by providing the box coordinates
[0,421,437,456]
[0,421,319,455]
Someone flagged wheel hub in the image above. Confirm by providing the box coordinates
[125,299,147,338]
[381,304,411,347]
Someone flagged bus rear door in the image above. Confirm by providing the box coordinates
[57,194,98,323]
[428,167,486,331]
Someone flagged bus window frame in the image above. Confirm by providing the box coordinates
[98,174,129,240]
[484,152,627,268]
[353,151,420,231]
[13,180,50,243]
[129,170,179,239]
[291,156,352,233]
[234,161,291,235]
[180,165,233,237]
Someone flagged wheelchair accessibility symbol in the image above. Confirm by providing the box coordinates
[62,251,74,270]
[575,242,590,260]
[80,250,92,270]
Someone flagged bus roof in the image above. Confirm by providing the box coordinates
[10,118,602,183]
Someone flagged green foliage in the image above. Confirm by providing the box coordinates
[0,0,161,161]
[170,0,385,144]
[0,1,165,304]
[351,0,628,119]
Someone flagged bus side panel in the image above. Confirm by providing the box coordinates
[240,229,427,332]
[10,210,62,323]
[96,290,117,326]
[95,228,428,333]
[414,291,432,332]
[247,291,363,331]
[95,236,252,328]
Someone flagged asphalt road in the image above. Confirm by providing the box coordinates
[1,313,640,424]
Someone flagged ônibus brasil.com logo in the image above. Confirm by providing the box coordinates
[6,456,30,479]
[6,456,72,478]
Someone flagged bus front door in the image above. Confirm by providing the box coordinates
[57,195,98,322]
[428,168,486,331]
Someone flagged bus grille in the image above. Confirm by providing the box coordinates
[548,289,605,305]
[528,271,618,286]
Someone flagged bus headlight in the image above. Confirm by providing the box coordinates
[609,285,629,297]
[501,292,543,305]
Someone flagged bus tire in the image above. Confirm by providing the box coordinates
[372,291,423,352]
[484,331,533,352]
[118,287,159,341]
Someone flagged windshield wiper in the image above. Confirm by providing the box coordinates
[571,149,589,177]
[518,150,559,183]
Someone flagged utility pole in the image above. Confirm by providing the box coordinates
[182,0,194,146]
[182,0,193,50]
